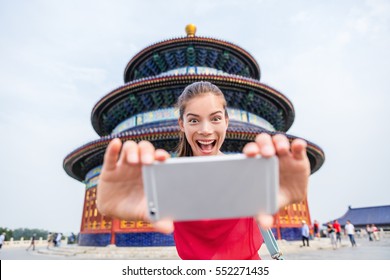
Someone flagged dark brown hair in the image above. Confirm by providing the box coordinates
[175,81,228,157]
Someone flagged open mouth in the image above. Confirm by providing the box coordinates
[196,139,217,152]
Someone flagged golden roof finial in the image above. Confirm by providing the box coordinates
[185,24,197,37]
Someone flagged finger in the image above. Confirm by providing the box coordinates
[242,142,260,157]
[278,190,290,209]
[291,139,308,160]
[118,140,139,165]
[152,219,174,234]
[255,213,274,229]
[138,140,155,165]
[155,149,170,162]
[255,133,275,158]
[102,138,122,171]
[272,134,290,157]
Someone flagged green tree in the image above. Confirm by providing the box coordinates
[12,228,48,240]
[0,227,13,241]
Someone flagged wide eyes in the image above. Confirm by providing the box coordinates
[187,116,222,124]
[188,119,199,124]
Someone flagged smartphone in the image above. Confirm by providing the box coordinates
[142,154,279,222]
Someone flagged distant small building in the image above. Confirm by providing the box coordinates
[332,205,390,231]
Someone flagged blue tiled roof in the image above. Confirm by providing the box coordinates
[334,205,390,227]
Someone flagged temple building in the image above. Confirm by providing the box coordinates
[63,24,325,246]
[332,205,390,230]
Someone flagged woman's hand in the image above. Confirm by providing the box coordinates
[243,133,311,228]
[96,138,174,234]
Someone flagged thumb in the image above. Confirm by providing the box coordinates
[255,213,274,229]
[152,219,174,234]
[291,139,307,160]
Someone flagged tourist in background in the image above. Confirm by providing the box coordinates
[26,233,36,251]
[0,232,5,250]
[333,220,342,245]
[47,232,54,249]
[327,222,337,249]
[344,220,357,247]
[366,224,373,241]
[68,232,76,244]
[52,232,58,246]
[313,220,320,239]
[301,220,310,247]
[55,232,62,247]
[371,224,380,241]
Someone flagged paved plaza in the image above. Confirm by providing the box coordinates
[1,235,389,260]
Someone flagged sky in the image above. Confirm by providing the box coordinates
[0,0,389,234]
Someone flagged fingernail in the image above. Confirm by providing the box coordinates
[279,143,289,151]
[262,146,274,155]
[142,154,153,164]
[244,146,256,155]
[127,153,138,163]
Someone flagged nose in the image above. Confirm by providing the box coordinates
[198,121,213,135]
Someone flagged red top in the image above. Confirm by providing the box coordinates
[333,221,342,233]
[173,217,263,260]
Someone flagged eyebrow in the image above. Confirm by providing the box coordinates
[186,110,223,118]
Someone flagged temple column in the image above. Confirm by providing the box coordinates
[110,218,120,245]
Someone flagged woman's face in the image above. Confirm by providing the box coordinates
[179,93,229,156]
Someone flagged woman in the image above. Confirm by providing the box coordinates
[97,81,310,259]
[327,222,337,249]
